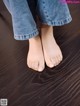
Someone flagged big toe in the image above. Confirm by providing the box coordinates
[31,61,39,71]
[33,62,39,71]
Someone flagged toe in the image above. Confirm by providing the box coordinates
[59,55,63,62]
[38,62,45,72]
[55,53,63,66]
[56,56,61,65]
[55,56,59,65]
[31,62,39,71]
[50,58,55,67]
[52,57,59,66]
[27,60,31,68]
[33,62,39,71]
[47,59,54,68]
[60,52,63,61]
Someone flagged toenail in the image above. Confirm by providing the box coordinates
[49,63,54,68]
[38,67,44,72]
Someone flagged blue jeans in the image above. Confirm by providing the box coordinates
[3,0,72,40]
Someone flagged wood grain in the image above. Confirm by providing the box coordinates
[0,1,80,106]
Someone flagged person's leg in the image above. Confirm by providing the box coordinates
[3,0,45,72]
[41,24,63,67]
[37,0,72,67]
[27,35,45,72]
[26,0,45,72]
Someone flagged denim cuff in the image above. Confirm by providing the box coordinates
[14,29,39,40]
[41,16,72,26]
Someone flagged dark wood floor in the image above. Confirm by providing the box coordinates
[0,1,80,106]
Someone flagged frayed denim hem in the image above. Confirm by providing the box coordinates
[41,16,72,26]
[14,29,39,40]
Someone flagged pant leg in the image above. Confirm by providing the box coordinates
[27,0,37,21]
[3,0,39,40]
[37,0,72,26]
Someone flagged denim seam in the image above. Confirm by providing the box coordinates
[41,16,72,26]
[14,29,39,40]
[41,0,51,21]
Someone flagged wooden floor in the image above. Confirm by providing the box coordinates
[0,1,80,106]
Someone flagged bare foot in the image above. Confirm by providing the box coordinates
[41,24,63,68]
[27,35,45,72]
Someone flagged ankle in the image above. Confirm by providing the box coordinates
[29,35,40,42]
[41,24,53,29]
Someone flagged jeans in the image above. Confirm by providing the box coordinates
[3,0,72,40]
